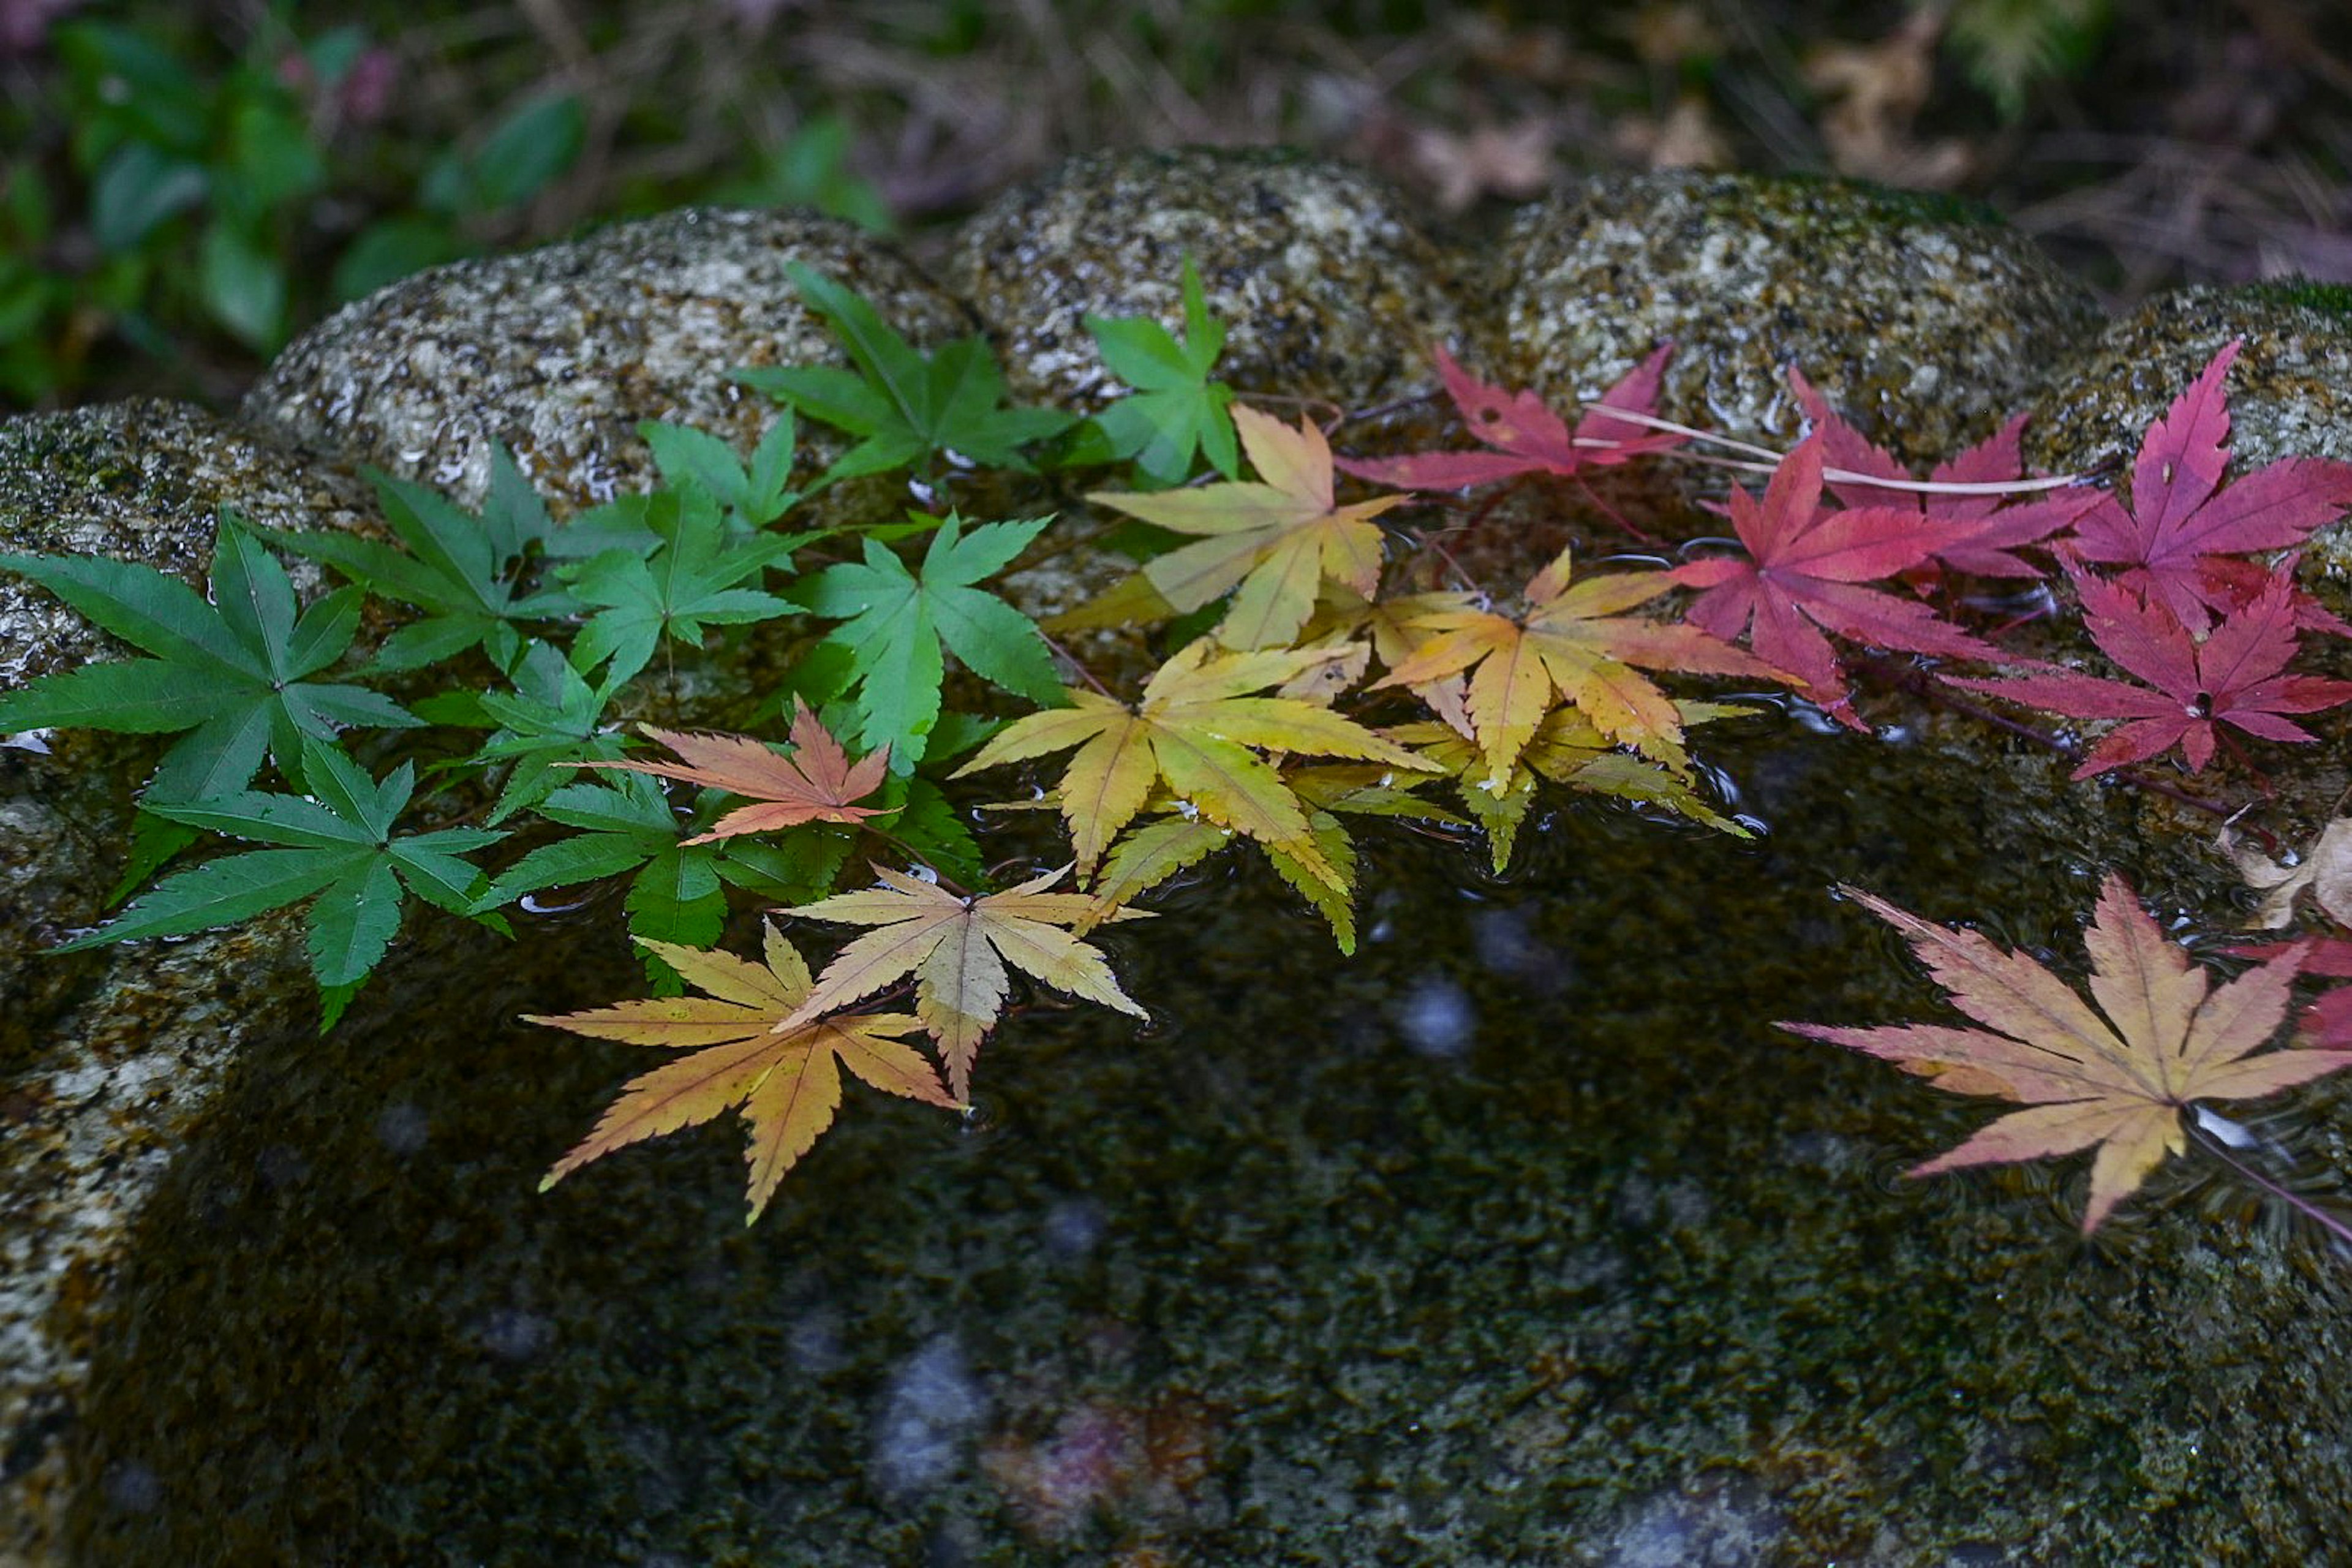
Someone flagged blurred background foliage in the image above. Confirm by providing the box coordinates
[1,0,2346,412]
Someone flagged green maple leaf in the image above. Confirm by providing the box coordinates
[475,771,851,977]
[734,263,1074,483]
[54,738,506,1027]
[1082,256,1239,487]
[254,446,573,673]
[561,487,799,684]
[639,412,802,530]
[795,511,1065,770]
[414,639,630,824]
[0,508,421,803]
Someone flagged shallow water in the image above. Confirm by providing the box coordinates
[63,714,2352,1564]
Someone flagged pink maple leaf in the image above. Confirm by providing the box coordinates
[1663,434,2006,729]
[2064,339,2352,633]
[1947,566,2352,778]
[1788,368,2098,578]
[1336,344,1684,490]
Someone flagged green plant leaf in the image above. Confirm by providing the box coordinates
[475,772,842,976]
[426,639,630,824]
[469,93,585,210]
[639,413,802,529]
[55,738,505,1019]
[333,215,465,303]
[795,511,1064,769]
[255,450,568,672]
[0,510,421,804]
[560,488,799,684]
[197,222,287,350]
[1083,255,1239,486]
[88,143,208,254]
[734,263,1074,482]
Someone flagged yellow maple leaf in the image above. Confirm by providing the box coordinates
[776,864,1151,1099]
[1784,874,2352,1233]
[1374,546,1781,791]
[953,637,1435,881]
[528,926,954,1224]
[1089,404,1408,649]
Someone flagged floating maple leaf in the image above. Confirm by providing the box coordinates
[1788,366,2094,578]
[530,927,955,1224]
[953,638,1432,881]
[1374,546,1779,790]
[1948,567,2352,778]
[778,863,1150,1098]
[2064,339,2352,633]
[1784,875,2352,1233]
[2228,816,2352,931]
[1335,344,1683,491]
[1088,405,1406,649]
[1664,434,2004,728]
[565,696,889,843]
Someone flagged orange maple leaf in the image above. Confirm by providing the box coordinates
[1089,404,1408,649]
[566,695,889,843]
[1783,874,2352,1232]
[777,864,1150,1099]
[1373,547,1782,791]
[529,926,954,1224]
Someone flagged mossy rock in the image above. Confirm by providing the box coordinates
[241,207,976,520]
[1486,170,2101,491]
[945,146,1464,418]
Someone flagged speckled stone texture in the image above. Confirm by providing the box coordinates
[945,147,1464,416]
[1487,172,2102,485]
[241,207,976,516]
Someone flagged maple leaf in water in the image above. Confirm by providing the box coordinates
[954,638,1431,881]
[1665,434,2006,729]
[1374,546,1779,790]
[2063,339,2352,633]
[1948,567,2352,778]
[1784,875,2352,1233]
[564,696,889,843]
[778,863,1150,1099]
[1335,344,1683,491]
[1787,367,2095,578]
[1089,405,1406,649]
[530,927,956,1224]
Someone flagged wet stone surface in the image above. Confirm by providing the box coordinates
[241,208,976,517]
[1488,172,2102,490]
[6,154,2352,1566]
[51,721,2352,1566]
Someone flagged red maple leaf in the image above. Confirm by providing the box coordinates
[1335,344,1684,490]
[1662,434,2005,728]
[1947,567,2352,778]
[2063,339,2352,633]
[1788,368,2096,578]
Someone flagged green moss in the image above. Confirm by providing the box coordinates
[2242,276,2352,322]
[1754,171,2007,231]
